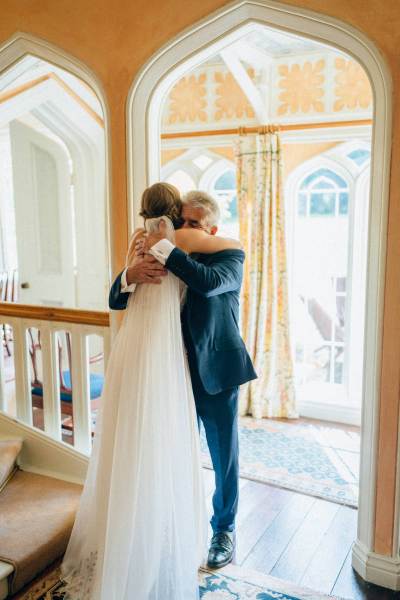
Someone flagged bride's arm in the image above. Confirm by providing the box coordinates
[174,228,242,254]
[125,228,146,266]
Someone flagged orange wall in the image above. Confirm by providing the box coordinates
[1,0,399,556]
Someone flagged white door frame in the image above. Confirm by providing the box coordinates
[0,32,113,298]
[285,151,364,426]
[126,0,393,587]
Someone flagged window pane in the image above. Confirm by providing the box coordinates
[215,192,238,238]
[298,192,307,216]
[335,296,346,339]
[334,349,344,384]
[339,192,349,215]
[347,149,371,166]
[300,168,347,190]
[214,170,236,190]
[310,177,335,190]
[336,277,346,292]
[228,194,238,220]
[308,344,331,383]
[309,192,335,216]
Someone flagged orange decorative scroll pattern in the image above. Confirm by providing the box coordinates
[168,74,207,124]
[334,58,372,111]
[214,70,255,121]
[277,59,325,115]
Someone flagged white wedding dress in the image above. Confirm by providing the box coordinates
[60,216,208,600]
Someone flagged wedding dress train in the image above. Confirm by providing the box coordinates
[60,216,208,600]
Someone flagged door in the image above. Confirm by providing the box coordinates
[9,120,75,307]
[289,165,368,425]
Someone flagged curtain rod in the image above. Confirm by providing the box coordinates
[161,119,372,140]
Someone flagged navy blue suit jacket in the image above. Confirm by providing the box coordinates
[109,248,257,395]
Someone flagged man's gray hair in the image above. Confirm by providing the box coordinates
[182,190,220,227]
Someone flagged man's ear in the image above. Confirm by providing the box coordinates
[210,225,218,236]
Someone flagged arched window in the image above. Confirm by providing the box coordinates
[298,168,349,217]
[210,169,238,238]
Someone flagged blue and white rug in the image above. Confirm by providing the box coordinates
[198,566,345,599]
[200,417,359,508]
[31,565,345,600]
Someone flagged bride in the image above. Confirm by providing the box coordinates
[60,183,242,600]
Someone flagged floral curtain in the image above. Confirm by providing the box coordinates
[236,128,297,419]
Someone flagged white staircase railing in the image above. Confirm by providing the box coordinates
[0,303,110,455]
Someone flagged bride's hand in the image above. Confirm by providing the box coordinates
[133,238,144,256]
[126,228,145,266]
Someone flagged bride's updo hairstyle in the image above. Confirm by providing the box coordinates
[140,182,183,228]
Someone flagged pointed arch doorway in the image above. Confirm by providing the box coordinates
[127,0,392,587]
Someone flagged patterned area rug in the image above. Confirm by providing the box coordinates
[200,417,359,507]
[18,562,346,599]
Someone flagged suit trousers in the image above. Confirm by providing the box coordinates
[187,349,239,534]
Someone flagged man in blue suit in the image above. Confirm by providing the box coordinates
[109,191,257,568]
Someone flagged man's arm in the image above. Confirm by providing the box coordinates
[109,271,130,310]
[164,247,244,298]
[109,256,168,310]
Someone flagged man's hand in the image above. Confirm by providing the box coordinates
[143,220,168,252]
[126,254,167,285]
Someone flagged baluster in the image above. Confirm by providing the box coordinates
[70,324,91,454]
[12,318,32,425]
[103,328,111,371]
[41,325,62,440]
[0,323,6,412]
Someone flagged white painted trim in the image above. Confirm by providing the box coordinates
[161,125,373,149]
[220,46,268,122]
[0,410,88,484]
[0,32,113,300]
[127,0,393,582]
[352,540,400,591]
[298,400,361,426]
[161,160,200,186]
[285,152,364,426]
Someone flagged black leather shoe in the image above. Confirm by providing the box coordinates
[207,531,235,569]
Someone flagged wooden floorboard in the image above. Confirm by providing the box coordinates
[270,496,339,582]
[242,489,315,573]
[234,485,292,565]
[332,547,400,600]
[300,504,357,594]
[202,469,400,599]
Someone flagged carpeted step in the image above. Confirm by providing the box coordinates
[0,470,82,595]
[0,440,22,490]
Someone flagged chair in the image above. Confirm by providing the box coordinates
[28,329,104,436]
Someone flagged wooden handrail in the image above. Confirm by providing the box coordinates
[161,119,373,140]
[0,302,109,327]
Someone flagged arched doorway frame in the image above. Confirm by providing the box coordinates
[0,31,113,291]
[127,0,393,586]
